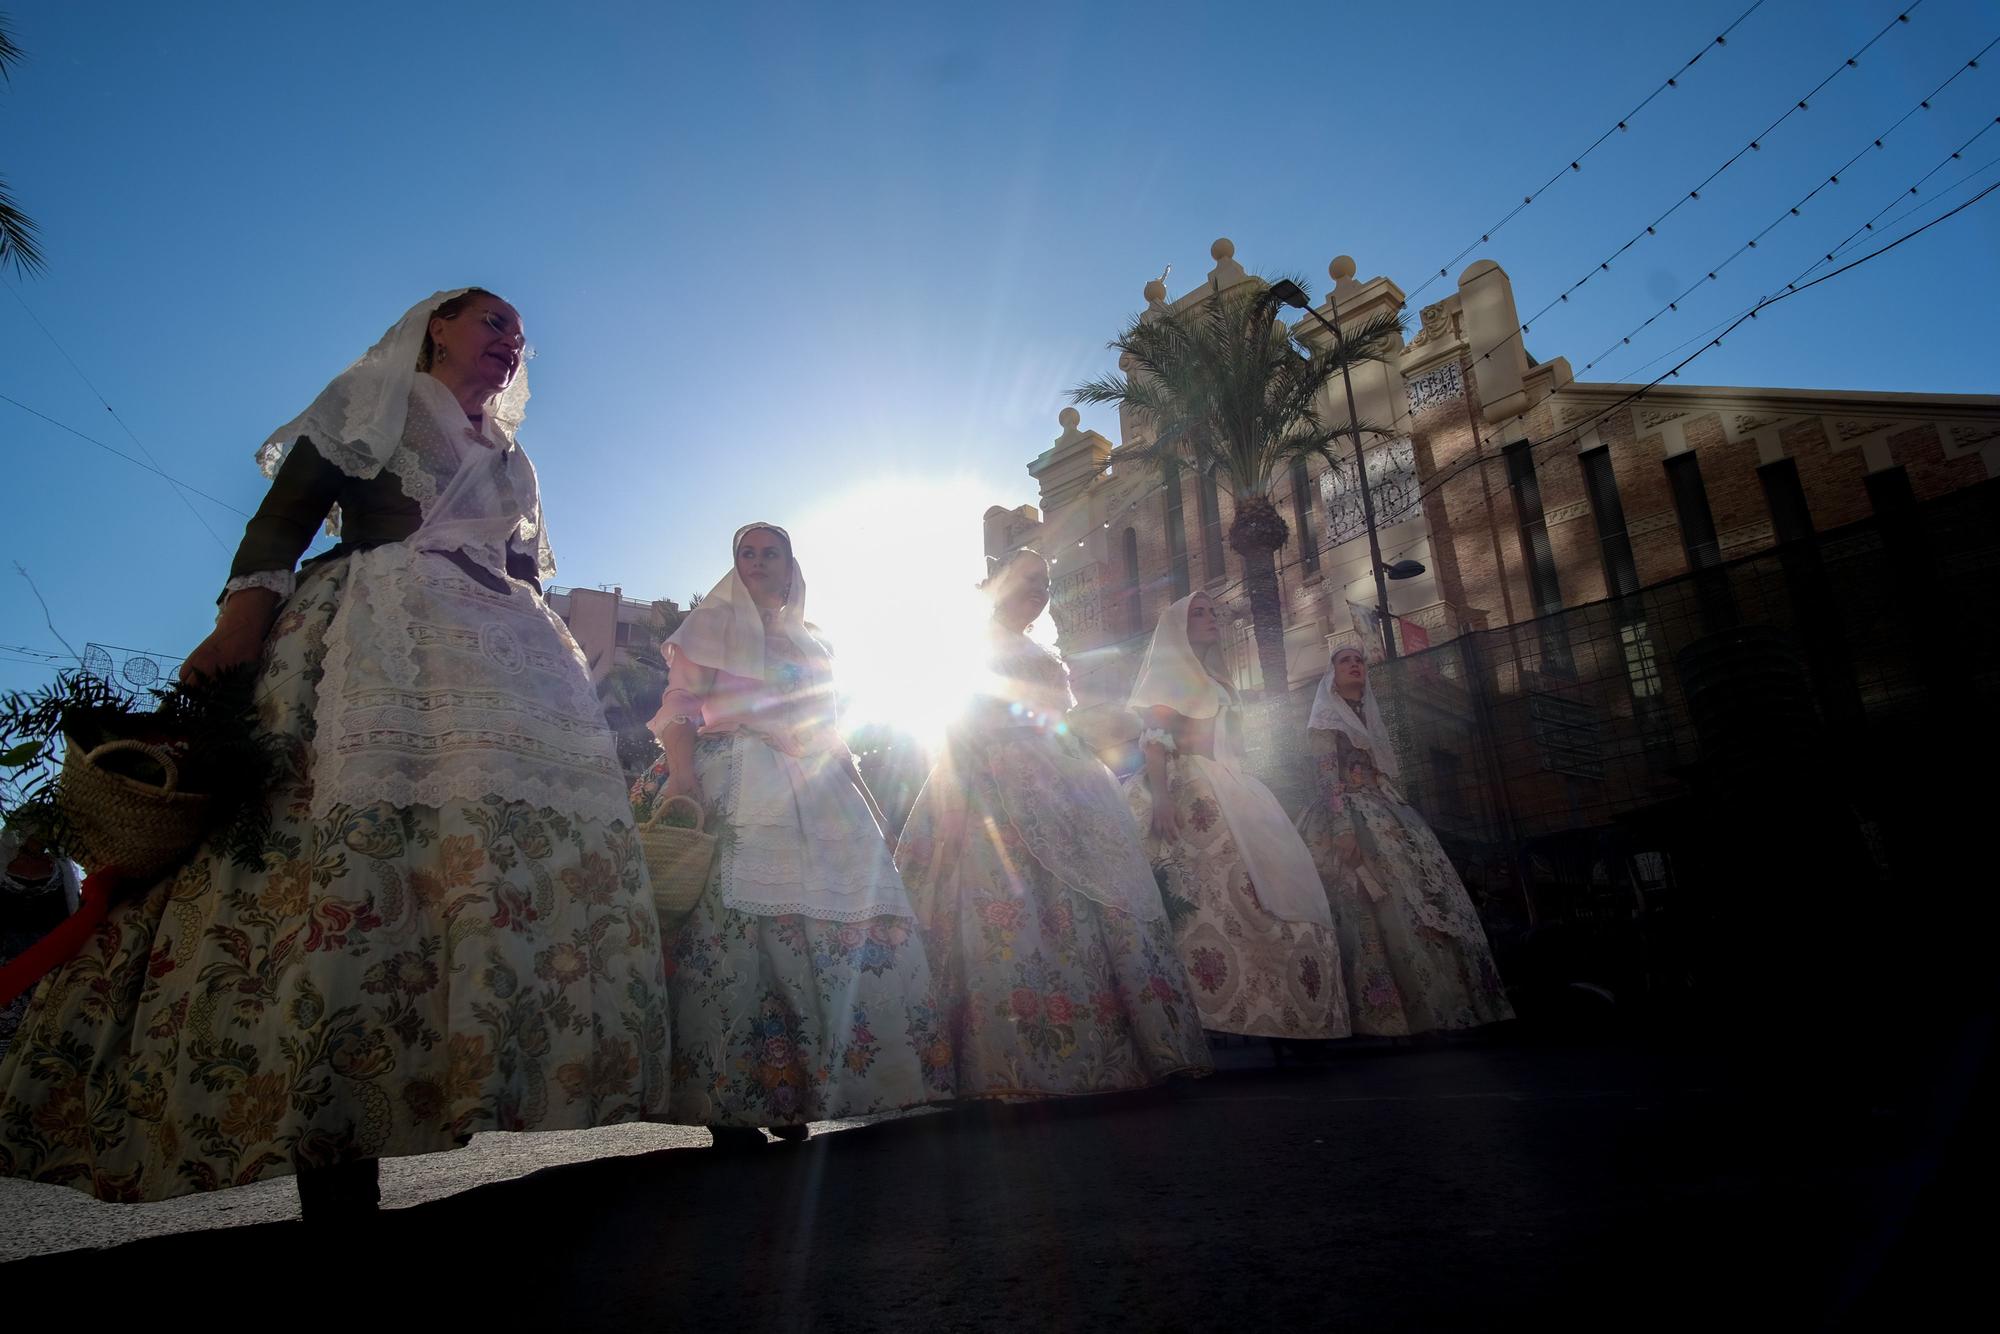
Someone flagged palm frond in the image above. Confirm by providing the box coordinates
[0,179,44,277]
[0,16,23,81]
[1070,373,1131,406]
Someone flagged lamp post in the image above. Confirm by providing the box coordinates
[1269,274,1405,658]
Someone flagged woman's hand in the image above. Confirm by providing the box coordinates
[659,767,703,809]
[179,589,281,683]
[1149,795,1180,843]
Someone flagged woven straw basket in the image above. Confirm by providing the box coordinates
[58,736,212,881]
[638,794,716,919]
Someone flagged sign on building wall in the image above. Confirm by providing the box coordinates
[1320,437,1421,549]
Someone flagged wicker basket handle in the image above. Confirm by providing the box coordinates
[646,793,705,834]
[82,738,181,795]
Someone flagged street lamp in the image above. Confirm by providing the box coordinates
[1269,274,1407,658]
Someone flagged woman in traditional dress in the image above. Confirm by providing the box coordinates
[631,523,951,1145]
[0,290,671,1216]
[1125,593,1348,1041]
[1297,647,1513,1035]
[894,551,1208,1101]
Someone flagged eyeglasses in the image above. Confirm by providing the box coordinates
[476,311,537,361]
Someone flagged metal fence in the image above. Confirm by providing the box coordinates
[1347,478,2000,1021]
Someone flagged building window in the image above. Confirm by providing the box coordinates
[1120,527,1141,637]
[1504,441,1563,615]
[1579,447,1640,597]
[1757,458,1814,544]
[1664,452,1721,569]
[1198,467,1225,581]
[1163,460,1191,600]
[1620,621,1663,698]
[614,621,633,647]
[1290,457,1320,575]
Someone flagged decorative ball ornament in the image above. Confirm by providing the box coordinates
[1211,237,1236,262]
[1143,277,1167,304]
[1329,255,1358,283]
[1059,406,1081,431]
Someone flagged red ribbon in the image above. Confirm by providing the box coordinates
[0,868,126,1009]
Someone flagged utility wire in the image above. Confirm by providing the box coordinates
[1448,3,1926,385]
[0,390,252,518]
[3,281,231,549]
[1581,39,1998,373]
[1405,0,1774,304]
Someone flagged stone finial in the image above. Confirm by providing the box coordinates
[1329,255,1357,283]
[1208,236,1247,287]
[1059,406,1081,431]
[1143,277,1168,305]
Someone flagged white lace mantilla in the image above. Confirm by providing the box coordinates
[311,545,626,824]
[718,732,913,923]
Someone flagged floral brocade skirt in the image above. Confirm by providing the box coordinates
[633,737,953,1127]
[1298,789,1513,1037]
[0,558,672,1203]
[894,747,1210,1101]
[1125,763,1349,1041]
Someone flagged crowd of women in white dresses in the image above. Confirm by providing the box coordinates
[0,290,1510,1217]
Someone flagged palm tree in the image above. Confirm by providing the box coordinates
[1,13,45,276]
[1072,278,1402,694]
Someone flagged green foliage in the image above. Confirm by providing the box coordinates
[0,14,46,276]
[1071,278,1403,688]
[1072,279,1403,505]
[0,666,281,867]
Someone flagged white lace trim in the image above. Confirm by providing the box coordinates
[718,732,913,923]
[1139,726,1178,752]
[310,545,628,827]
[223,569,296,602]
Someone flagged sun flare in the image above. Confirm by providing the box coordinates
[790,476,1046,753]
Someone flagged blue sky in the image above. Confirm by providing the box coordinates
[2,0,1996,694]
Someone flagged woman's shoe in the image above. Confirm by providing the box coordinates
[297,1158,381,1223]
[707,1125,767,1151]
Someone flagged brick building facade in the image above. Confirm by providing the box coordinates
[984,238,2000,752]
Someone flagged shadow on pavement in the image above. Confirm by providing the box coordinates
[4,1033,1990,1331]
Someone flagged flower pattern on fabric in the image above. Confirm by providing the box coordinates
[632,738,952,1126]
[1126,763,1349,1040]
[1298,729,1513,1037]
[0,559,671,1204]
[897,733,1210,1102]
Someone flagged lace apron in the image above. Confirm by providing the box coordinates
[310,438,628,825]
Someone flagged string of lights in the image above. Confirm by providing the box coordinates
[1403,0,1774,305]
[1438,2,1925,391]
[1265,2,1938,462]
[1792,113,2000,277]
[1580,38,1998,374]
[1614,131,2000,383]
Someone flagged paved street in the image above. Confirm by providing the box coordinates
[4,1029,1988,1330]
